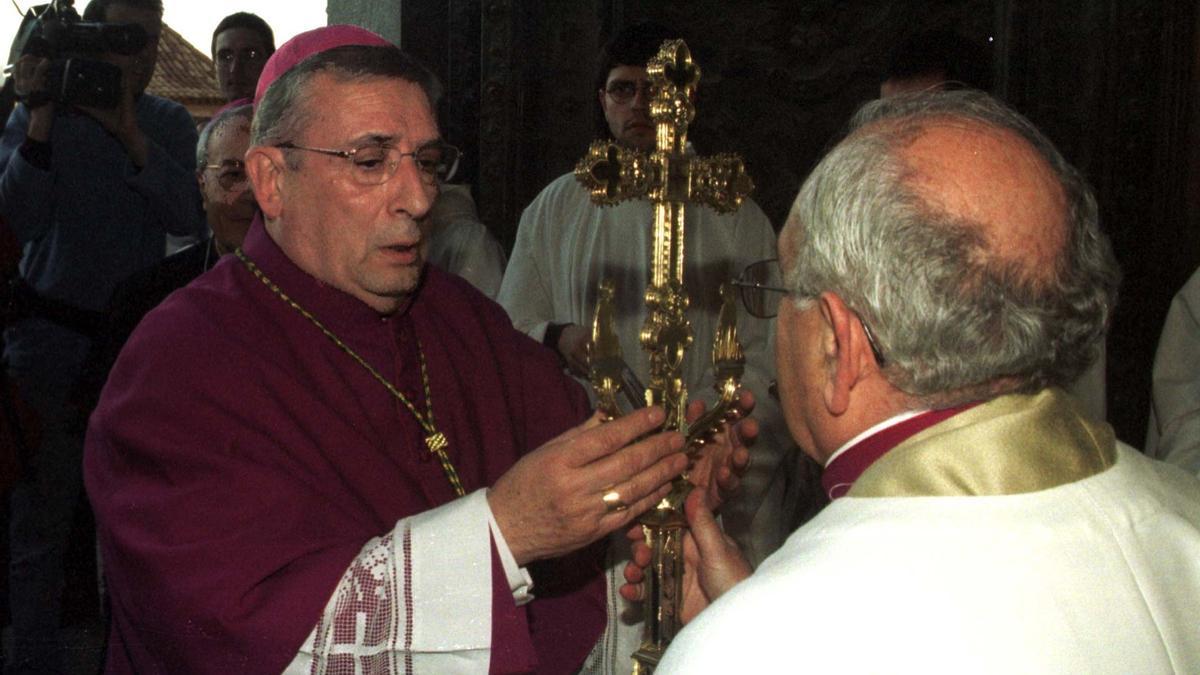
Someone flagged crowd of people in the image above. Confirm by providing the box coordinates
[0,3,1197,674]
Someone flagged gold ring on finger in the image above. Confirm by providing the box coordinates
[602,488,627,514]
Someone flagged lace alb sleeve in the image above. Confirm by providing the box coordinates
[282,489,533,674]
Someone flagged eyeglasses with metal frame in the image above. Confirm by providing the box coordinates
[274,140,461,186]
[604,79,654,105]
[731,258,887,366]
[203,159,249,191]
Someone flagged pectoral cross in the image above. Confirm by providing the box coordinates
[575,39,753,673]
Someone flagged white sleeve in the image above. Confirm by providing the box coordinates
[497,188,558,342]
[1147,269,1200,475]
[282,489,533,674]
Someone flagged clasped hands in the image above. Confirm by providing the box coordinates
[488,390,756,567]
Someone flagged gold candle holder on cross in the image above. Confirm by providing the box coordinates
[576,39,753,673]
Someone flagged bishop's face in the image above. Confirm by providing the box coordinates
[599,65,655,152]
[261,73,439,314]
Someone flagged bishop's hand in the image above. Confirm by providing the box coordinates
[488,406,687,566]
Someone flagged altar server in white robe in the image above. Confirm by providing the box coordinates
[623,89,1200,673]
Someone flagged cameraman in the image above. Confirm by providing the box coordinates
[0,0,202,671]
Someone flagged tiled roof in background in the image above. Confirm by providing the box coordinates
[147,23,223,106]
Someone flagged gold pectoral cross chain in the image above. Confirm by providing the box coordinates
[236,249,467,498]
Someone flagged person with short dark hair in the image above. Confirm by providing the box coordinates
[0,0,202,670]
[210,12,275,103]
[587,20,674,145]
[625,90,1200,673]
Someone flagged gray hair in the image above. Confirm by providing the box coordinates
[250,45,442,162]
[196,104,253,168]
[782,90,1120,405]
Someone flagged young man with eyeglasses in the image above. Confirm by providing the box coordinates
[211,12,276,104]
[498,20,802,673]
[84,25,750,673]
[0,0,203,670]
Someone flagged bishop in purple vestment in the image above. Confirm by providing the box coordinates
[85,26,751,674]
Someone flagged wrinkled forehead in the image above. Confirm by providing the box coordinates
[209,117,252,158]
[295,72,438,143]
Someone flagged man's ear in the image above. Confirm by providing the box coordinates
[245,146,285,220]
[818,292,874,416]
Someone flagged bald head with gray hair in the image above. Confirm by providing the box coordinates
[197,104,253,168]
[781,90,1119,406]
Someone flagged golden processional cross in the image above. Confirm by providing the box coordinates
[575,39,754,673]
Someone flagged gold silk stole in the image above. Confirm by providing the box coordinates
[850,389,1117,499]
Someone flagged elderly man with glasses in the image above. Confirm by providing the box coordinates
[498,23,800,671]
[624,90,1200,673]
[84,25,749,674]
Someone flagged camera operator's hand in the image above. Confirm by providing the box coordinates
[13,54,49,98]
[77,68,147,169]
[12,55,55,142]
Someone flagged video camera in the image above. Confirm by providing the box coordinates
[7,0,148,109]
